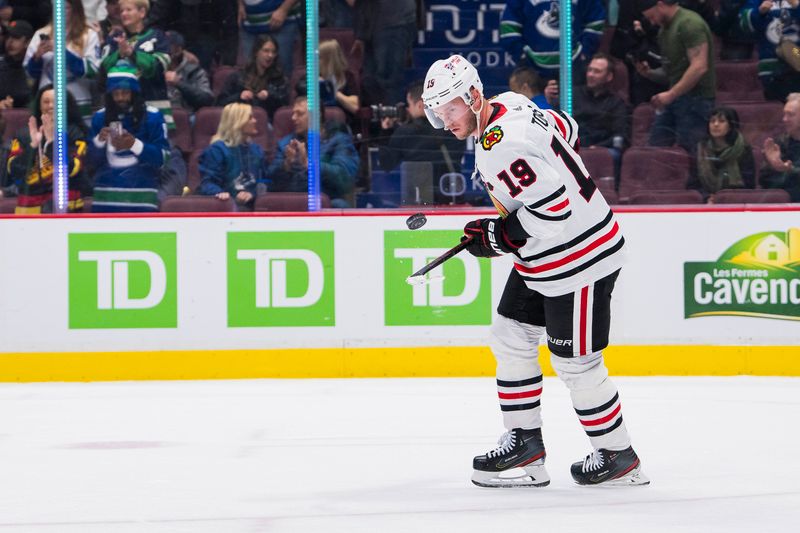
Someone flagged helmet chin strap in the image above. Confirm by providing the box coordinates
[469,96,485,139]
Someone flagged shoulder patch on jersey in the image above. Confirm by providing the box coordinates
[480,125,504,151]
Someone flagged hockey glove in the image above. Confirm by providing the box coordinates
[462,216,526,258]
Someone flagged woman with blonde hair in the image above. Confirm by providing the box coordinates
[23,0,102,125]
[197,103,267,210]
[319,39,359,114]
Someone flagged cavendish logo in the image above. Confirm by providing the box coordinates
[684,228,800,321]
[481,125,504,150]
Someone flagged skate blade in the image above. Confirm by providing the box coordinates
[584,466,651,487]
[472,465,550,488]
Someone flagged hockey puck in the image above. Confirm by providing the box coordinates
[406,213,427,230]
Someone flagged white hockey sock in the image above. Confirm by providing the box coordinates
[571,378,631,451]
[551,351,632,450]
[490,316,545,430]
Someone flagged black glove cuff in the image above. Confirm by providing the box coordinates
[503,210,531,242]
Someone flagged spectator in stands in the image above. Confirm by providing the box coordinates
[99,0,122,42]
[218,34,289,121]
[352,0,416,105]
[100,0,171,128]
[322,0,354,28]
[319,39,359,115]
[148,0,238,70]
[638,0,715,154]
[508,67,553,110]
[500,0,605,81]
[89,64,169,212]
[83,1,108,29]
[23,0,102,126]
[741,0,800,102]
[695,106,755,201]
[377,79,465,204]
[4,84,88,213]
[708,0,754,60]
[573,53,630,150]
[164,30,213,114]
[1,1,52,31]
[760,93,800,201]
[0,20,33,110]
[267,96,359,207]
[197,102,266,210]
[608,1,662,106]
[238,0,301,76]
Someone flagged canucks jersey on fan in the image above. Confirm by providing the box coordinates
[500,0,605,76]
[474,92,625,296]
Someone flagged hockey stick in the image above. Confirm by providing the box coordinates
[405,236,473,286]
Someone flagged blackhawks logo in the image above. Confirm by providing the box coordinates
[481,125,503,150]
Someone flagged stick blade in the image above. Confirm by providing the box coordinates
[405,274,444,286]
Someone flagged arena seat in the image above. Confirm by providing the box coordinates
[1,108,32,144]
[716,61,763,103]
[187,150,202,192]
[628,189,704,204]
[254,192,331,211]
[602,189,620,205]
[0,196,16,213]
[160,195,236,212]
[618,146,691,201]
[631,103,655,146]
[211,65,238,97]
[580,146,615,181]
[713,188,791,203]
[169,107,193,155]
[610,59,629,104]
[734,101,784,146]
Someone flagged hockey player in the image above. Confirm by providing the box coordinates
[422,55,648,488]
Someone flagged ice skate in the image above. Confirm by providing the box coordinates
[570,446,650,486]
[471,428,550,488]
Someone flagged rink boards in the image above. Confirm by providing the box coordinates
[1,207,799,381]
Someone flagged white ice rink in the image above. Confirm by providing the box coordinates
[1,376,798,532]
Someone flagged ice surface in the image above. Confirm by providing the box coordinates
[0,377,798,532]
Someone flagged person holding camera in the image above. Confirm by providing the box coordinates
[741,0,800,101]
[376,79,466,204]
[23,0,102,126]
[637,0,715,155]
[88,63,169,212]
[197,103,266,211]
[266,95,359,208]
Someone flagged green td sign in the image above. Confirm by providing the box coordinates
[384,230,491,325]
[227,231,335,327]
[68,233,178,329]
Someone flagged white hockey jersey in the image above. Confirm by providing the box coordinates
[475,92,625,297]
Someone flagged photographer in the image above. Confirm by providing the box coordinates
[742,0,800,101]
[88,64,169,212]
[376,79,466,204]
